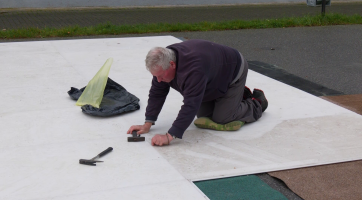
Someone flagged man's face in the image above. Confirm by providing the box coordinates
[150,61,176,83]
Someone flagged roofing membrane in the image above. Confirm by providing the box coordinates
[1,36,361,199]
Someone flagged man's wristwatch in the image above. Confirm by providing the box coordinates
[168,133,177,139]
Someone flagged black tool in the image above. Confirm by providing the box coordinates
[79,147,113,166]
[128,131,145,142]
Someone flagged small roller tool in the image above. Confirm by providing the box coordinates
[79,147,113,166]
[128,130,145,142]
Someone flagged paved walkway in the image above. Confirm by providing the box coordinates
[1,2,362,29]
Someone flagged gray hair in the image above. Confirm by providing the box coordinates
[145,47,175,72]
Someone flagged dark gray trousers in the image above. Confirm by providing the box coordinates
[197,61,263,124]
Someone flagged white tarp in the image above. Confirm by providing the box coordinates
[1,36,361,199]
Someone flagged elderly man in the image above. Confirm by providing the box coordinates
[127,39,267,146]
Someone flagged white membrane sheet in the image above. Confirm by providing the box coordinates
[1,36,362,199]
[0,37,205,200]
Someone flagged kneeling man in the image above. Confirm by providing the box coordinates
[127,39,267,146]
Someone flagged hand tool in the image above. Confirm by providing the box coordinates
[128,130,145,142]
[79,147,113,166]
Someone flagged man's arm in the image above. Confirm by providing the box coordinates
[168,72,207,138]
[145,76,170,122]
[147,73,207,145]
[127,76,170,136]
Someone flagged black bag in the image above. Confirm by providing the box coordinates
[68,78,140,117]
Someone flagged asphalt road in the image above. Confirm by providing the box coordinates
[169,25,362,95]
[1,2,362,29]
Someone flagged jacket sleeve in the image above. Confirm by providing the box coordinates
[145,76,170,122]
[168,72,207,138]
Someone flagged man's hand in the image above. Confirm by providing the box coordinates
[127,122,152,135]
[151,133,174,146]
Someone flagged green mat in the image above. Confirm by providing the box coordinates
[194,175,288,200]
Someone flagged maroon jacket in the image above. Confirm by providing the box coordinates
[145,40,241,138]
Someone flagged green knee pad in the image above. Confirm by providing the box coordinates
[194,117,244,131]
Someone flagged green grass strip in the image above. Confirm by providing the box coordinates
[1,13,361,39]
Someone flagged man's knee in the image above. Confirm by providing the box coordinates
[197,109,213,118]
[211,106,238,124]
[211,115,233,125]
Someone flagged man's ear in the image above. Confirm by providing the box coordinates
[170,61,176,69]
